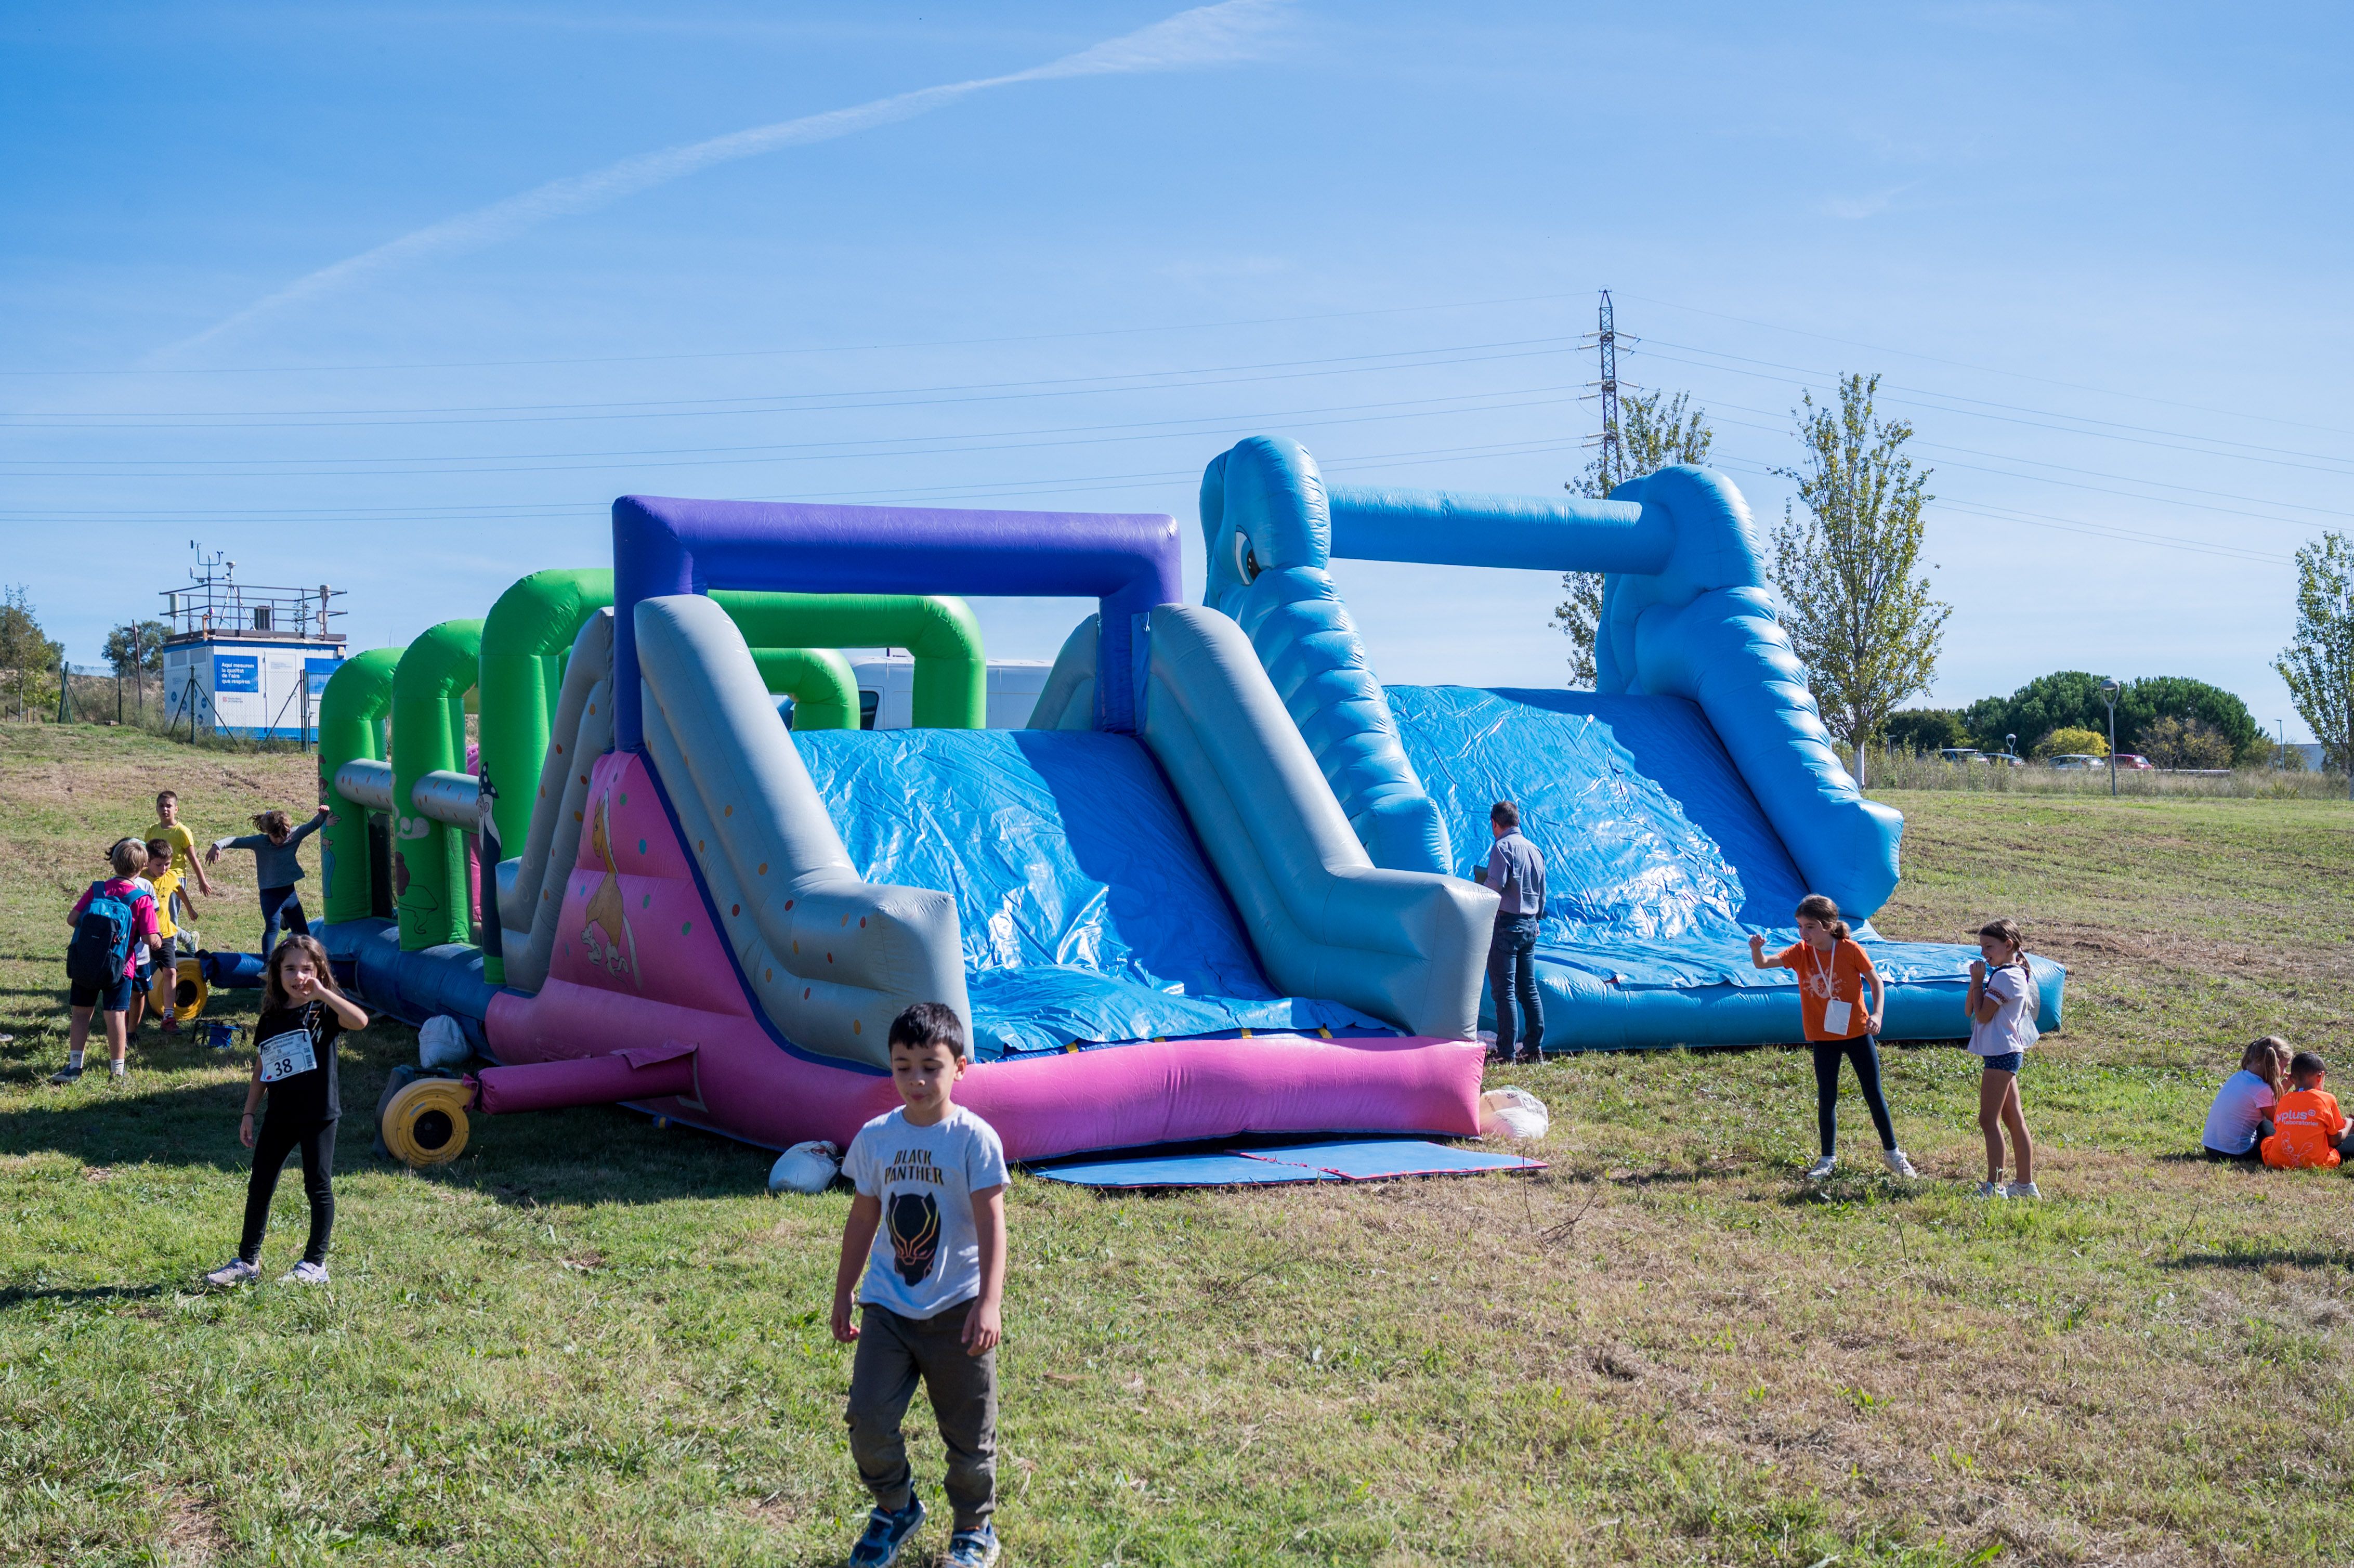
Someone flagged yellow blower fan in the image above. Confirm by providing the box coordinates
[382,1077,474,1166]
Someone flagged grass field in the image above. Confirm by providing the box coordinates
[3,721,2351,1567]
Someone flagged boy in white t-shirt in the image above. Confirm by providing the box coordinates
[832,1002,1008,1568]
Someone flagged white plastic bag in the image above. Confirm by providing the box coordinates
[418,1014,472,1070]
[768,1140,843,1195]
[1479,1086,1549,1141]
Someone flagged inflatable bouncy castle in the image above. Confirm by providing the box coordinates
[318,499,1495,1165]
[1196,436,2065,1050]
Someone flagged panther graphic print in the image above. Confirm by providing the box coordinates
[886,1191,942,1286]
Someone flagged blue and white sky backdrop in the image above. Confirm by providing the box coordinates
[6,2,2348,741]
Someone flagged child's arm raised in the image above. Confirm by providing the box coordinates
[832,1194,881,1343]
[964,1184,1006,1356]
[1967,960,2000,1025]
[1748,933,1772,970]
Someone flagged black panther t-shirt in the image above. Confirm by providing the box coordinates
[253,1001,343,1126]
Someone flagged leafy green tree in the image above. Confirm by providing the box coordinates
[2138,714,2235,770]
[1880,708,1969,753]
[0,585,63,722]
[1769,374,1950,788]
[2275,530,2354,791]
[105,619,168,679]
[1964,670,2262,762]
[1553,390,1715,686]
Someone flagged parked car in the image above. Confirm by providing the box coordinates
[2046,753,2104,770]
[1988,753,2026,767]
[1938,748,1983,764]
[2113,753,2153,770]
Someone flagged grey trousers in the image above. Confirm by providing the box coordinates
[846,1301,997,1529]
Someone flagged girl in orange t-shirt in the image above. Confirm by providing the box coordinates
[1750,894,1916,1181]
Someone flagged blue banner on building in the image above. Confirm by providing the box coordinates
[213,654,259,692]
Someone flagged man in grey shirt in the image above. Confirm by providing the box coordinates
[1475,800,1547,1063]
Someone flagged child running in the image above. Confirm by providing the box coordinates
[1752,895,1917,1181]
[1968,918,2041,1198]
[204,936,368,1287]
[832,1002,1008,1568]
[51,838,161,1084]
[2202,1037,2291,1164]
[150,789,217,910]
[2261,1051,2354,1170]
[206,803,331,960]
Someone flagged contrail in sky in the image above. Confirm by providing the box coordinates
[160,0,1287,360]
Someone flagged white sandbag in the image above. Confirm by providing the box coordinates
[418,1014,472,1070]
[768,1140,843,1195]
[1479,1086,1549,1141]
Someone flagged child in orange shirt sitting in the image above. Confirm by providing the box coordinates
[2261,1051,2354,1170]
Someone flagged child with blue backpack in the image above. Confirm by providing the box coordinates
[51,838,161,1084]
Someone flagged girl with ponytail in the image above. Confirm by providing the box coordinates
[1750,894,1916,1182]
[1968,918,2041,1198]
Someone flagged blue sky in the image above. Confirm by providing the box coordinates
[5,1,2349,741]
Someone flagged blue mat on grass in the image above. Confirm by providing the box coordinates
[1028,1138,1544,1188]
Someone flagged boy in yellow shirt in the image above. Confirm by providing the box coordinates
[140,837,199,1034]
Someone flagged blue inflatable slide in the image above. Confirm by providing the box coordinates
[1197,436,2064,1050]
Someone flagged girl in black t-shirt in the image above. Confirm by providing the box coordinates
[204,935,368,1288]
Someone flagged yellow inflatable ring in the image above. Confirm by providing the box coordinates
[383,1077,474,1167]
[173,958,207,1024]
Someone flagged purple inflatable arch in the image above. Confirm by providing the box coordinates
[611,494,1183,740]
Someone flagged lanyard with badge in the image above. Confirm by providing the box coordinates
[256,1009,319,1083]
[1806,944,1853,1036]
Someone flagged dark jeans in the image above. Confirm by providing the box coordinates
[1812,1036,1897,1155]
[257,885,308,960]
[240,1115,336,1266]
[2203,1119,2274,1165]
[1486,913,1544,1055]
[846,1301,997,1530]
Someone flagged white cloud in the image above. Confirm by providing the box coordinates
[156,0,1289,361]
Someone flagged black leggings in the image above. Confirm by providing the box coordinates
[240,1116,336,1266]
[1813,1037,1897,1155]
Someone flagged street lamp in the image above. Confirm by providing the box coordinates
[2100,678,2122,797]
[2006,732,2018,765]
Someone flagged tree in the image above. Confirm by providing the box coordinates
[1881,708,1969,754]
[2030,726,2108,760]
[105,619,167,679]
[0,585,63,722]
[1962,670,2263,762]
[1553,390,1715,686]
[2138,714,2234,770]
[2275,530,2354,792]
[1768,374,1950,789]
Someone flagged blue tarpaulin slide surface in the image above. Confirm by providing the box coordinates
[1028,1138,1545,1188]
[795,728,1390,1059]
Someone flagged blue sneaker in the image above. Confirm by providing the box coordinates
[847,1496,925,1567]
[945,1524,1001,1567]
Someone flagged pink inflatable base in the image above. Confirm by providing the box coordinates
[483,751,1486,1160]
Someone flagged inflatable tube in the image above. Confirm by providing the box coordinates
[317,648,400,923]
[390,619,484,951]
[474,1043,697,1115]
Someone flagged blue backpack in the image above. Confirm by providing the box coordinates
[66,881,137,988]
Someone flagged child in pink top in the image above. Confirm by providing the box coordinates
[53,838,161,1084]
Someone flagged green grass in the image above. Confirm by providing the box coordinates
[3,723,2352,1566]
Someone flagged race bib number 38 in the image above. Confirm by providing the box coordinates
[256,1028,318,1083]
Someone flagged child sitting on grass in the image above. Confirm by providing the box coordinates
[831,1002,1008,1568]
[50,838,160,1085]
[2261,1051,2354,1171]
[2202,1037,2290,1164]
[205,935,368,1287]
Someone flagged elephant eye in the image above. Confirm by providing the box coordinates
[1232,532,1261,584]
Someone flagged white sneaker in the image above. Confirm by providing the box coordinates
[280,1261,330,1285]
[204,1259,259,1288]
[1974,1181,2007,1198]
[1803,1155,1837,1180]
[2005,1181,2042,1200]
[1882,1148,1918,1178]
